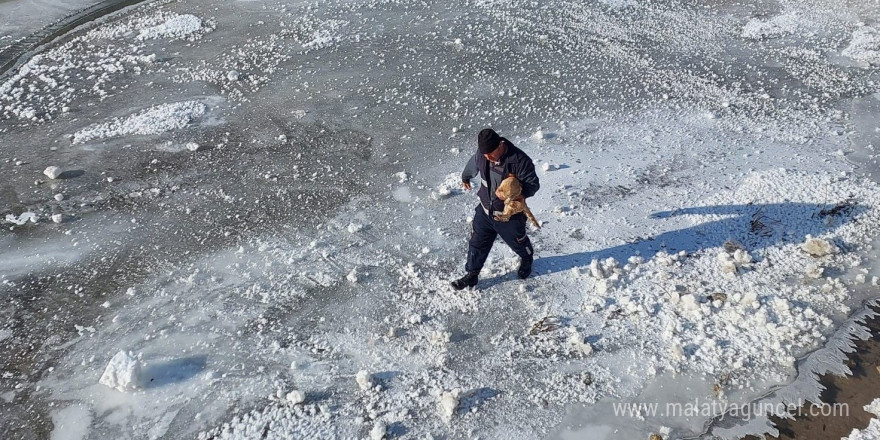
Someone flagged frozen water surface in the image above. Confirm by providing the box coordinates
[3,0,880,439]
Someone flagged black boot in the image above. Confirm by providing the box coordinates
[451,272,479,290]
[517,256,533,279]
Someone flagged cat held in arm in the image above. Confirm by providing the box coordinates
[494,174,541,228]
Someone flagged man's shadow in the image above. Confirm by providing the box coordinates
[479,201,863,288]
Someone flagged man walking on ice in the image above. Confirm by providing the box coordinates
[451,128,541,290]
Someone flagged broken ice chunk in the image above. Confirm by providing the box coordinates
[346,269,359,284]
[99,351,141,392]
[717,252,737,274]
[429,330,451,346]
[43,166,63,179]
[733,249,752,266]
[285,390,306,405]
[805,264,824,279]
[356,370,372,391]
[370,421,386,440]
[439,389,460,420]
[5,212,38,225]
[568,333,594,356]
[801,235,837,257]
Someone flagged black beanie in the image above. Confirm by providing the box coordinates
[478,128,501,154]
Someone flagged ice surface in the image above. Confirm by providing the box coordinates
[3,0,880,439]
[49,404,92,440]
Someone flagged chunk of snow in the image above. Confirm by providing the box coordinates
[741,13,799,40]
[801,235,836,257]
[51,214,63,224]
[185,142,201,152]
[43,166,62,179]
[805,264,824,279]
[99,351,141,392]
[54,193,64,201]
[439,389,460,420]
[370,421,387,440]
[733,249,752,265]
[346,269,359,284]
[5,212,38,225]
[285,390,306,405]
[569,333,593,356]
[430,330,451,346]
[356,370,372,391]
[679,294,700,312]
[347,222,366,233]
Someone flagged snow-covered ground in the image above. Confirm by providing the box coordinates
[2,0,880,439]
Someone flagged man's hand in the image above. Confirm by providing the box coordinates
[462,181,472,190]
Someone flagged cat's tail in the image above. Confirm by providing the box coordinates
[524,205,541,229]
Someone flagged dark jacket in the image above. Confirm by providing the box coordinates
[462,138,540,213]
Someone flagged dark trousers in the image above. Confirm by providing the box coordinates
[466,204,534,274]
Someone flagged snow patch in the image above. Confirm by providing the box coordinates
[4,212,38,225]
[72,101,206,144]
[741,13,800,40]
[137,14,205,41]
[842,27,880,65]
[49,404,92,440]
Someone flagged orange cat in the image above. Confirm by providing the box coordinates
[493,174,540,228]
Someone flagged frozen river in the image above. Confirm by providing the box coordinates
[2,0,880,439]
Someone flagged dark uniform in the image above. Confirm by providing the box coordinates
[452,129,540,289]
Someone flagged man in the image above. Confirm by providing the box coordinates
[451,128,540,290]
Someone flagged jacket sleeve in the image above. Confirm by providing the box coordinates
[516,156,540,198]
[462,153,478,183]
